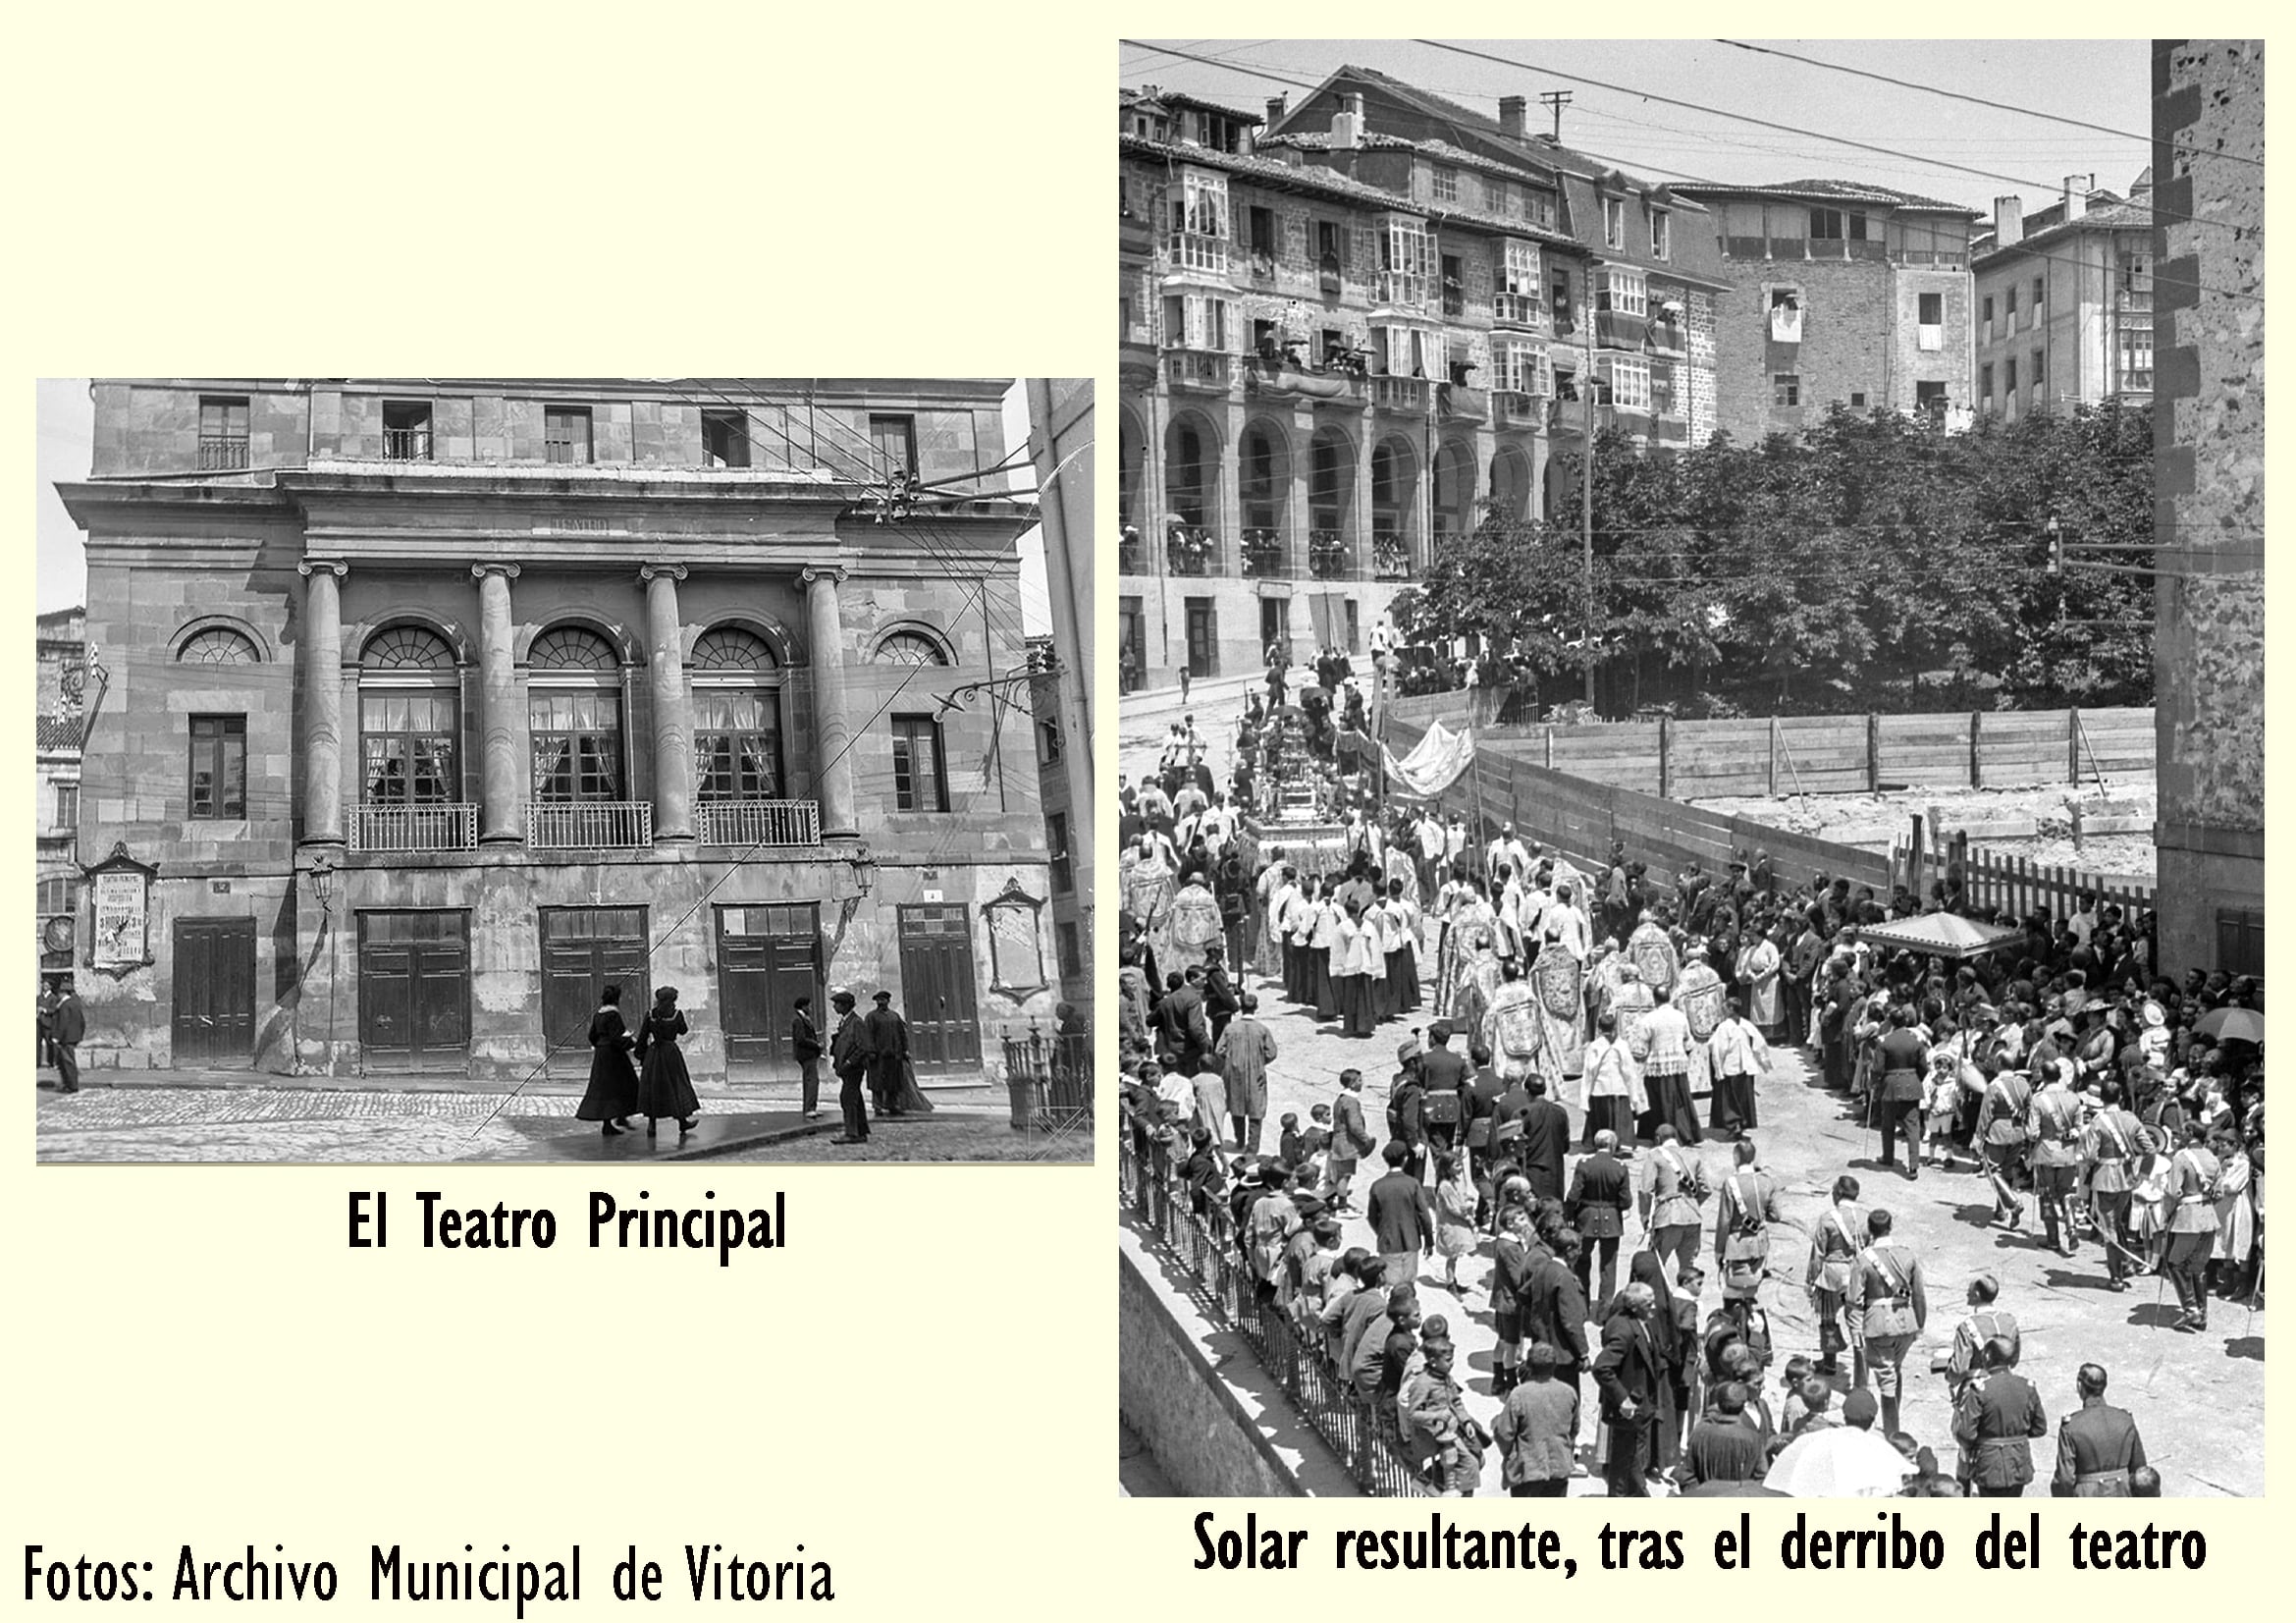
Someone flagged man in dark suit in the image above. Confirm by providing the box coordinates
[1419,1022,1471,1159]
[1524,1228,1591,1402]
[789,994,825,1120]
[1517,1077,1572,1204]
[1154,970,1211,1077]
[864,990,910,1117]
[2052,1363,2146,1497]
[1567,1128,1633,1309]
[1593,1281,1664,1497]
[49,980,86,1095]
[1958,1336,2049,1497]
[1365,1140,1434,1289]
[828,990,872,1144]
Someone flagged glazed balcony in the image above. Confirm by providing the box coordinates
[1369,375,1432,415]
[1492,390,1542,430]
[1164,349,1232,394]
[1168,231,1226,276]
[1492,292,1544,330]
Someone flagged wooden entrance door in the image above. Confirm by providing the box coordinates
[539,906,649,1075]
[173,917,256,1065]
[715,903,820,1074]
[1118,597,1146,692]
[1184,597,1217,677]
[895,904,982,1071]
[357,911,470,1073]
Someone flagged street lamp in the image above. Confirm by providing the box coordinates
[308,852,338,915]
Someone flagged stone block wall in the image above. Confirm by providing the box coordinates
[2151,39,2265,975]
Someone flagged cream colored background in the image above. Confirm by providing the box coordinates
[3,5,2278,1613]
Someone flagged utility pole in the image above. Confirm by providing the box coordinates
[1539,89,1573,142]
[1025,379,1096,936]
[1582,256,1599,707]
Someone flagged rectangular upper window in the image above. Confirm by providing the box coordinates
[890,714,949,813]
[1603,196,1626,249]
[543,406,592,464]
[188,714,246,819]
[1248,205,1276,257]
[1810,207,1844,240]
[702,409,750,468]
[383,401,432,461]
[1773,373,1801,407]
[198,396,250,470]
[1047,811,1073,893]
[1649,208,1670,259]
[869,414,917,479]
[1600,267,1648,317]
[1606,356,1650,411]
[1430,164,1458,203]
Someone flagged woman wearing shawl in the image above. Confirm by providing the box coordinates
[2210,1126,2257,1297]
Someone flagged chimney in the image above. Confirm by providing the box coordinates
[1330,91,1364,151]
[1994,194,2023,247]
[1499,94,1527,137]
[1265,94,1287,128]
[2063,174,2092,221]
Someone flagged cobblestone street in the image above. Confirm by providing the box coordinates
[31,1078,1084,1163]
[1122,695,2265,1495]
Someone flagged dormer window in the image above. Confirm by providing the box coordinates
[1603,195,1626,249]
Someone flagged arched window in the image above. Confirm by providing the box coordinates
[359,624,459,808]
[178,627,259,664]
[691,627,784,803]
[873,629,950,666]
[529,625,624,803]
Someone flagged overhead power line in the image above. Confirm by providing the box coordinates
[1712,38,2264,169]
[1117,40,2260,301]
[1409,39,2244,236]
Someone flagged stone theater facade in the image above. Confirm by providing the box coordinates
[59,378,1055,1081]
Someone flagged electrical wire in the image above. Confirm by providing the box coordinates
[1118,45,2259,304]
[1408,39,2243,237]
[1712,38,2262,170]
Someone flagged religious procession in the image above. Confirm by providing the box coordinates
[1117,643,2263,1498]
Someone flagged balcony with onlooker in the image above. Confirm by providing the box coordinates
[1240,529,1286,578]
[1372,530,1414,581]
[1308,531,1350,580]
[1167,525,1220,576]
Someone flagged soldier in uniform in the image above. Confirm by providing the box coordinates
[2080,1079,2152,1290]
[2051,1363,2147,1497]
[1954,1336,2048,1497]
[2027,1059,2086,1257]
[1565,1128,1633,1310]
[1712,1138,1781,1340]
[1851,1207,1928,1436]
[1805,1173,1869,1378]
[1943,1272,2020,1489]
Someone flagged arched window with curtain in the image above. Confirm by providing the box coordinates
[691,627,785,801]
[528,625,624,804]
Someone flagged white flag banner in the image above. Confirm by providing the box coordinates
[1383,720,1475,798]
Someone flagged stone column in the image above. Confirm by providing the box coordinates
[641,564,694,841]
[800,565,857,839]
[296,560,348,847]
[471,563,525,845]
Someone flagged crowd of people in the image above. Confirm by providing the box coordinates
[1119,659,2264,1496]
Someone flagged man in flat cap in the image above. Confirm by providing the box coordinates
[828,990,872,1145]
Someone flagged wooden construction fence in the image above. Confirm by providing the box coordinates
[1383,695,2155,800]
[1896,835,2157,920]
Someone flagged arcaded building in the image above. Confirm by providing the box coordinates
[1117,70,1724,691]
[57,378,1056,1080]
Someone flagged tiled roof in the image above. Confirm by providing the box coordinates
[1120,133,1428,211]
[1676,177,1978,214]
[1262,128,1555,188]
[37,715,81,751]
[1318,64,1707,209]
[1126,84,1268,126]
[1973,194,2153,265]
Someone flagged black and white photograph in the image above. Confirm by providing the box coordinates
[35,376,1094,1164]
[1114,42,2262,1497]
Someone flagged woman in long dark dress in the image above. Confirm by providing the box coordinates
[635,985,701,1137]
[575,983,641,1137]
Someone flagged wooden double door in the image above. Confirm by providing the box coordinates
[895,904,982,1071]
[356,910,471,1073]
[714,903,820,1077]
[539,906,649,1076]
[173,917,256,1065]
